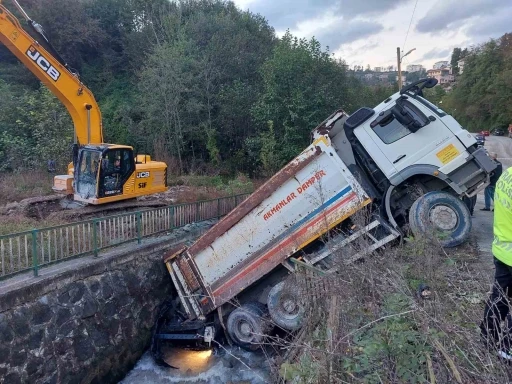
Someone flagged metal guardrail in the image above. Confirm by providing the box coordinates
[0,193,250,280]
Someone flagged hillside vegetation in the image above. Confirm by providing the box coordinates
[0,0,391,178]
[443,33,512,132]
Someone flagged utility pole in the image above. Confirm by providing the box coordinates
[397,47,416,91]
[396,47,402,90]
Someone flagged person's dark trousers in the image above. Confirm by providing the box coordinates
[484,185,496,210]
[480,257,512,345]
[470,195,477,214]
[463,195,477,215]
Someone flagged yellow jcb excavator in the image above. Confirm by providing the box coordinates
[0,0,168,205]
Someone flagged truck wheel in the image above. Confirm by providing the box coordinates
[226,302,270,351]
[409,191,471,248]
[267,281,305,331]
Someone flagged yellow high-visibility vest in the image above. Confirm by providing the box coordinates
[492,167,512,265]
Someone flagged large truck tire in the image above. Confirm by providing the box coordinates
[409,191,471,248]
[226,302,270,351]
[267,281,305,331]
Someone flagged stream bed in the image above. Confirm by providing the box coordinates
[121,346,272,384]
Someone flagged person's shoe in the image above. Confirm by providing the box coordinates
[481,208,491,211]
[499,349,512,360]
[496,337,512,360]
[499,340,512,360]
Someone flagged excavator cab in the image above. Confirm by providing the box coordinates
[72,144,167,205]
[97,147,135,198]
[75,145,135,202]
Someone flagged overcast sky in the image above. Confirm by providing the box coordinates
[232,0,512,70]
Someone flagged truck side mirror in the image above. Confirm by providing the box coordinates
[370,109,394,128]
[393,98,430,133]
[392,104,419,132]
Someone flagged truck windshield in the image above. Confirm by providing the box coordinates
[76,150,100,198]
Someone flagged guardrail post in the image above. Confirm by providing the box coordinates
[195,202,199,222]
[31,229,39,277]
[169,206,174,230]
[136,211,142,244]
[92,219,99,257]
[217,198,221,218]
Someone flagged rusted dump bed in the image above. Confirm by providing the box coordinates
[164,136,372,320]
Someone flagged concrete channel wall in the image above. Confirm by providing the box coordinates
[0,222,214,384]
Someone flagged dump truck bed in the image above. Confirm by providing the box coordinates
[164,136,372,320]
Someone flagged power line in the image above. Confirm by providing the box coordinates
[402,0,419,54]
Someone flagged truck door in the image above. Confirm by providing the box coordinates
[357,97,466,182]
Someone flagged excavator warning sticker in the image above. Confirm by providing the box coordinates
[436,144,460,165]
[10,30,19,42]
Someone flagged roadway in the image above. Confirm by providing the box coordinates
[484,134,512,169]
[471,134,511,268]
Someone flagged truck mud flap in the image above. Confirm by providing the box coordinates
[151,299,179,369]
[150,299,215,369]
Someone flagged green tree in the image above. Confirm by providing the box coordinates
[252,32,352,167]
[0,0,391,177]
[450,47,462,75]
[443,34,512,131]
[423,86,447,106]
[0,81,72,171]
[406,68,426,83]
[138,37,193,173]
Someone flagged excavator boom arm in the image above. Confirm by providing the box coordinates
[0,0,103,145]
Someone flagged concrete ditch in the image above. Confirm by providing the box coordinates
[0,220,215,384]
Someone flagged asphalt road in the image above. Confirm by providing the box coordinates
[484,134,512,170]
[472,135,512,266]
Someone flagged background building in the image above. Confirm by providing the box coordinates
[427,68,454,84]
[406,64,424,73]
[433,61,450,70]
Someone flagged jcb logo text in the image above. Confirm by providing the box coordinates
[137,172,150,179]
[26,46,60,81]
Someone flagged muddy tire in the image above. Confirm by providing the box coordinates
[226,302,270,351]
[267,281,305,331]
[409,191,471,248]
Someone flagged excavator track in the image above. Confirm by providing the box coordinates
[0,194,169,222]
[50,198,169,221]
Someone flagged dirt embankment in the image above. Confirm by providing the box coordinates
[0,180,254,235]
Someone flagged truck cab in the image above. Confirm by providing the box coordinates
[152,79,496,362]
[315,78,496,235]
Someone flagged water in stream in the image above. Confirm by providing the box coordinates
[120,346,272,384]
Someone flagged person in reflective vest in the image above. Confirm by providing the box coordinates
[480,166,512,359]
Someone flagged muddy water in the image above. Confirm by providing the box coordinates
[120,347,272,384]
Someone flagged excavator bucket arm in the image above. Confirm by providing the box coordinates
[0,0,103,145]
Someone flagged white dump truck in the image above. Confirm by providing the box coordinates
[151,78,496,360]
